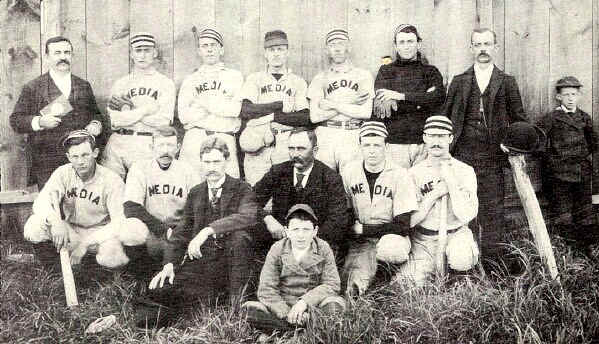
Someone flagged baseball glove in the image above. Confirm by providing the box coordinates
[373,97,397,119]
[108,95,134,111]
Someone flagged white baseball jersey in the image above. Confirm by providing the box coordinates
[342,160,418,225]
[124,159,199,224]
[241,69,309,130]
[307,63,375,122]
[409,157,478,230]
[107,69,176,132]
[32,164,125,228]
[178,63,243,133]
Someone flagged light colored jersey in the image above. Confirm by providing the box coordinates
[409,157,478,230]
[33,164,125,228]
[307,63,375,122]
[241,69,308,130]
[107,69,176,132]
[178,63,243,133]
[124,159,199,224]
[342,160,417,225]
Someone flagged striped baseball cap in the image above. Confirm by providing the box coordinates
[130,32,156,48]
[198,28,224,46]
[394,24,421,42]
[326,29,349,45]
[423,116,453,133]
[61,129,96,148]
[360,121,388,138]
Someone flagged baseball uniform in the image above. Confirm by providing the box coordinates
[396,157,479,286]
[24,163,128,268]
[307,63,375,172]
[102,70,176,179]
[240,70,309,185]
[178,63,243,181]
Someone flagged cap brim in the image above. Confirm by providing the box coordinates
[264,38,288,48]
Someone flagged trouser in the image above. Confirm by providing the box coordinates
[244,131,292,186]
[120,217,171,281]
[243,297,345,332]
[386,143,427,169]
[179,128,240,182]
[314,126,360,173]
[101,133,154,180]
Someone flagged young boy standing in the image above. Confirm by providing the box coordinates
[243,204,345,333]
[538,76,597,248]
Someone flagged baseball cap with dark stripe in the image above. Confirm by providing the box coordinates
[326,29,349,45]
[198,28,224,46]
[423,116,453,134]
[360,121,388,138]
[394,24,422,42]
[61,129,96,148]
[130,32,156,48]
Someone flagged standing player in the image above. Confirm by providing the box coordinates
[307,29,375,173]
[178,29,243,181]
[396,116,479,286]
[121,126,199,279]
[239,30,311,185]
[341,122,417,295]
[102,32,176,180]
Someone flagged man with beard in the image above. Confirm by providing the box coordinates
[439,28,527,272]
[120,126,199,280]
[10,36,106,188]
[253,127,348,254]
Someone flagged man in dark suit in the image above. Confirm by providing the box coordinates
[10,36,106,188]
[136,136,258,328]
[253,127,349,253]
[439,28,527,272]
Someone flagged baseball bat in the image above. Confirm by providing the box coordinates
[435,195,449,277]
[60,247,79,307]
[508,154,559,280]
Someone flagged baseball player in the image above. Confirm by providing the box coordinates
[307,29,375,173]
[24,130,128,268]
[341,122,418,295]
[178,28,243,181]
[396,116,479,286]
[102,32,176,179]
[121,126,199,278]
[239,30,311,185]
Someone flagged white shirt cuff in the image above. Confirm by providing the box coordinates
[31,115,43,131]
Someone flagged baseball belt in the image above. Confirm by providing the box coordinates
[322,120,362,130]
[271,127,293,135]
[205,129,237,136]
[113,128,153,136]
[415,225,458,236]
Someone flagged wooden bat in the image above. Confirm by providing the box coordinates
[60,247,79,307]
[508,154,559,280]
[436,195,449,277]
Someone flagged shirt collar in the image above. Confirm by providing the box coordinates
[328,60,353,73]
[198,62,226,73]
[422,156,454,167]
[294,163,314,187]
[282,237,319,255]
[266,67,292,81]
[560,105,577,113]
[207,175,226,189]
[49,69,72,82]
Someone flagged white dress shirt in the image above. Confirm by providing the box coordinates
[207,175,226,201]
[293,163,314,188]
[473,64,494,94]
[32,70,72,131]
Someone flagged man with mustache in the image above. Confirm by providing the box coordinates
[439,28,527,273]
[120,126,199,281]
[102,32,176,180]
[10,36,106,188]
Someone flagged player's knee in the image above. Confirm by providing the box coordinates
[320,296,346,314]
[96,238,129,268]
[23,214,49,243]
[446,227,479,271]
[119,218,150,246]
[376,234,411,264]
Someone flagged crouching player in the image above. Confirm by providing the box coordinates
[341,121,418,295]
[396,116,479,286]
[24,130,128,268]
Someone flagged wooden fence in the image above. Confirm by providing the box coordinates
[1,0,598,203]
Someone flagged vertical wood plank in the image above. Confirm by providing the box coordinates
[215,0,243,73]
[85,0,130,115]
[492,0,505,70]
[239,0,262,77]
[129,0,174,79]
[259,0,303,73]
[504,0,551,121]
[173,0,215,87]
[593,0,598,201]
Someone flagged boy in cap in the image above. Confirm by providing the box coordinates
[102,32,176,180]
[396,116,479,286]
[341,121,418,295]
[307,29,375,173]
[239,30,312,185]
[178,28,244,181]
[243,204,345,333]
[537,76,598,249]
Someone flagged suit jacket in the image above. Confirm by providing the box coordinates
[10,73,106,183]
[440,65,527,153]
[163,175,258,265]
[254,160,349,245]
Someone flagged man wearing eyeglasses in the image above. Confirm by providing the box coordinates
[439,28,527,273]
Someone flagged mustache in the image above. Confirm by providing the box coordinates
[478,52,490,57]
[57,59,70,65]
[431,145,442,149]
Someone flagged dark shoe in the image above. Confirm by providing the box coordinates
[134,297,177,329]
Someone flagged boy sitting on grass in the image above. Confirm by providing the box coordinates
[243,204,345,334]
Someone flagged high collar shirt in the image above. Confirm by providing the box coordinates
[207,175,226,201]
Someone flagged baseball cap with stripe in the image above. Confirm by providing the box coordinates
[326,29,349,45]
[423,116,453,134]
[61,129,96,148]
[360,121,388,138]
[130,32,156,48]
[198,28,224,46]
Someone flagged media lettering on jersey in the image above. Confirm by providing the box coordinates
[127,87,159,100]
[326,79,360,94]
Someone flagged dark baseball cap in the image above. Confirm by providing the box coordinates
[264,30,288,48]
[555,76,582,90]
[285,204,318,223]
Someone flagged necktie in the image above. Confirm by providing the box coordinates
[295,173,305,189]
[210,187,220,207]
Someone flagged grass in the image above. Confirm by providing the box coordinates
[2,222,599,344]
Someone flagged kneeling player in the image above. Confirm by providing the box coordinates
[24,130,127,268]
[341,122,418,295]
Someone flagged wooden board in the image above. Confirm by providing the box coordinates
[593,0,599,200]
[215,0,244,73]
[475,0,505,70]
[238,0,262,77]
